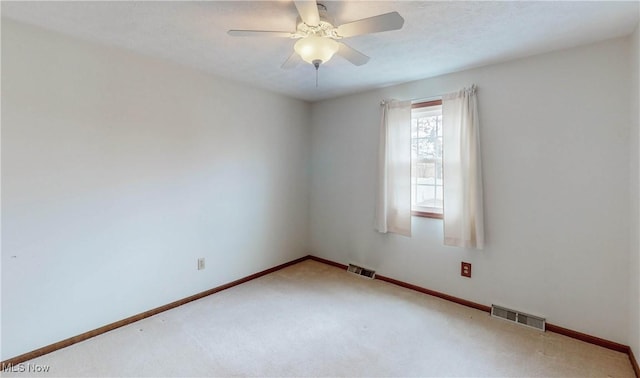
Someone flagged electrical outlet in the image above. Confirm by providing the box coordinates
[197,258,205,270]
[461,262,471,278]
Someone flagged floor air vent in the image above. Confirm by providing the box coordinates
[491,305,546,331]
[347,264,375,279]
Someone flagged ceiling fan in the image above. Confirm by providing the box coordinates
[227,1,404,70]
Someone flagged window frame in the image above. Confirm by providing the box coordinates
[411,99,444,219]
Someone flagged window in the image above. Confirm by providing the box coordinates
[411,100,443,219]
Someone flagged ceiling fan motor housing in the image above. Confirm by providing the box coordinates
[296,3,339,39]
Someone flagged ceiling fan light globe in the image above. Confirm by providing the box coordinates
[294,36,339,65]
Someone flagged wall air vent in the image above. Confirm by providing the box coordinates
[491,305,546,331]
[347,264,375,279]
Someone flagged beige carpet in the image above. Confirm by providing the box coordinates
[2,260,635,377]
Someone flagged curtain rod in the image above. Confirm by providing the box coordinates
[380,85,477,106]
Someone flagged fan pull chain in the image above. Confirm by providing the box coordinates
[313,59,321,88]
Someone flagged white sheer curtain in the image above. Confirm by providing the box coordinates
[375,100,412,236]
[442,85,485,249]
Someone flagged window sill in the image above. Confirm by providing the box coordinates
[411,210,443,219]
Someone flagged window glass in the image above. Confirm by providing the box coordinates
[411,102,443,217]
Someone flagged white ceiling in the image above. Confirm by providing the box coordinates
[2,1,639,102]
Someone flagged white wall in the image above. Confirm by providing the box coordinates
[1,20,310,360]
[310,38,632,344]
[630,23,640,360]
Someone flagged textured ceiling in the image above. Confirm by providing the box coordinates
[2,1,639,102]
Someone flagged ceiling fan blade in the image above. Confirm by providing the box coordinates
[281,52,302,69]
[227,30,294,38]
[336,12,404,38]
[294,0,320,26]
[337,42,370,66]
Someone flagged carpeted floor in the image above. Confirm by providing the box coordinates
[2,259,635,377]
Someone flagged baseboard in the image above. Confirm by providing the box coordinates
[0,255,310,366]
[307,255,349,270]
[544,323,628,354]
[374,273,492,313]
[309,255,638,377]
